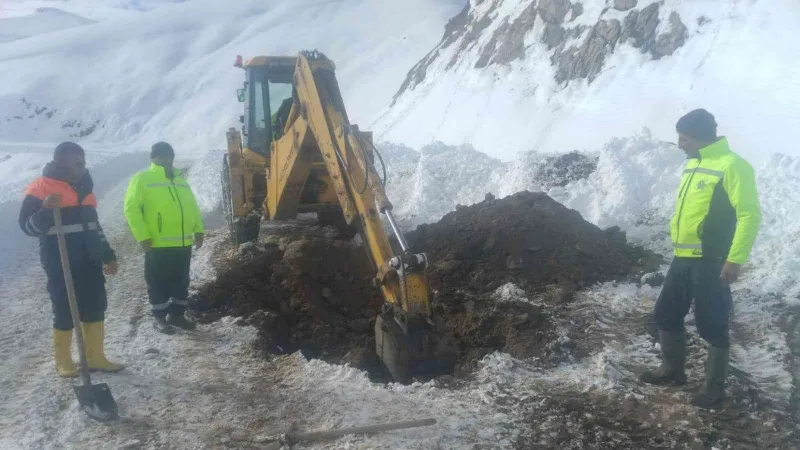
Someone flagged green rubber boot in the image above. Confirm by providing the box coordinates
[639,329,687,386]
[691,346,728,408]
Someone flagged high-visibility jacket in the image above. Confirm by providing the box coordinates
[669,137,761,264]
[124,163,204,248]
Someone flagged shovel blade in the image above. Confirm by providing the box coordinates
[73,382,119,422]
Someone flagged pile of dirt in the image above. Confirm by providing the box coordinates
[191,191,658,380]
[406,191,656,296]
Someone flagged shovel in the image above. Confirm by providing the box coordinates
[54,205,119,422]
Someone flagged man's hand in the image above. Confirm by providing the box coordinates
[720,261,742,285]
[140,239,153,252]
[194,233,204,250]
[43,193,62,209]
[103,260,118,275]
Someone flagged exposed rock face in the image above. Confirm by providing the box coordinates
[654,12,689,59]
[390,4,470,105]
[552,2,689,82]
[570,2,584,21]
[542,23,568,50]
[620,3,661,51]
[487,2,538,66]
[614,0,638,11]
[392,0,690,100]
[553,19,621,83]
[447,9,495,70]
[538,0,572,24]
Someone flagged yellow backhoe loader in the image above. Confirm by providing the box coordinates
[220,50,456,381]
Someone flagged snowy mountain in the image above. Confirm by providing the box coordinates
[0,0,463,153]
[0,8,95,44]
[0,0,192,21]
[373,0,800,161]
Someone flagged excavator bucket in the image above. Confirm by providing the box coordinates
[375,307,458,382]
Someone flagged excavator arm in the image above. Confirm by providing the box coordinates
[227,51,456,381]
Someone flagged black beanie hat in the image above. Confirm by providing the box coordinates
[151,141,175,159]
[676,109,717,141]
[53,141,84,160]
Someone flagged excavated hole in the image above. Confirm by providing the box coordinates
[190,192,660,384]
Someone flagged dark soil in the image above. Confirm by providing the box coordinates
[511,383,800,450]
[406,191,658,296]
[190,235,388,376]
[190,191,659,381]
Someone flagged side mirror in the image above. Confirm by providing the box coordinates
[236,88,246,103]
[239,115,244,124]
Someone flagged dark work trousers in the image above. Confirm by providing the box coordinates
[45,258,107,330]
[654,257,732,348]
[144,246,192,317]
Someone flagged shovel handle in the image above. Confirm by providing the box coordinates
[54,206,92,386]
[294,418,437,442]
[263,418,437,449]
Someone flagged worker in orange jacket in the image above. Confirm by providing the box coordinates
[19,142,124,377]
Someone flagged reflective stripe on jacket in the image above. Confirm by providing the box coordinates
[123,163,204,248]
[19,162,116,272]
[669,137,761,264]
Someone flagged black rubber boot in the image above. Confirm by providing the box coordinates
[691,346,728,408]
[167,313,196,331]
[639,329,687,386]
[153,316,175,335]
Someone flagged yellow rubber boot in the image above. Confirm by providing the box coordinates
[81,321,124,372]
[53,329,78,378]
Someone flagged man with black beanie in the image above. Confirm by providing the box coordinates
[123,142,204,334]
[639,109,762,409]
[19,141,124,376]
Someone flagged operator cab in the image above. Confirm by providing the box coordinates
[234,55,296,156]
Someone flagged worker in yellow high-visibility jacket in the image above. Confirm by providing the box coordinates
[639,109,762,409]
[123,142,204,334]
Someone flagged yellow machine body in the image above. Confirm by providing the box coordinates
[221,51,455,381]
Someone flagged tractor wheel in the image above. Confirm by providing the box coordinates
[221,154,260,245]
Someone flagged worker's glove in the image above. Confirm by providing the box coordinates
[43,193,62,209]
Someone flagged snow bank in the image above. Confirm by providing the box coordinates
[0,0,463,156]
[374,0,800,163]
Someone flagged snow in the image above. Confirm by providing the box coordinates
[0,0,191,21]
[0,8,95,44]
[493,282,530,304]
[0,0,464,157]
[373,0,800,163]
